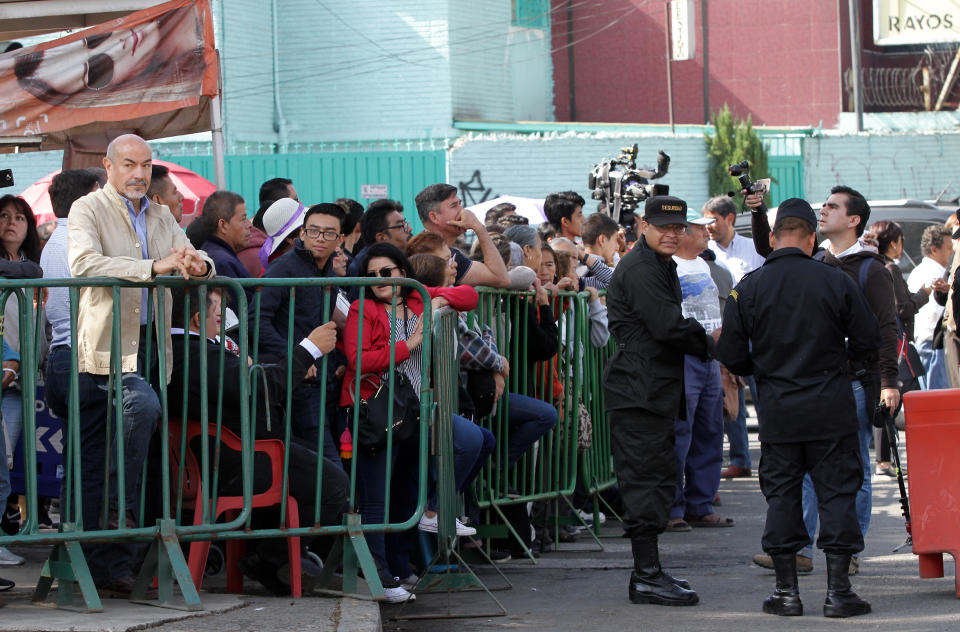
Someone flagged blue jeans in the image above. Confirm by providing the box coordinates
[355,434,419,573]
[724,380,753,470]
[917,339,949,390]
[452,414,495,493]
[290,381,341,464]
[48,345,161,584]
[506,393,558,467]
[0,388,22,504]
[671,357,724,519]
[801,380,872,558]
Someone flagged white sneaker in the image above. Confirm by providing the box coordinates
[575,509,606,527]
[383,585,415,604]
[418,514,477,537]
[0,546,24,566]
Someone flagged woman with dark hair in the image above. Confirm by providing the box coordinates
[340,242,478,603]
[0,195,44,558]
[863,220,933,476]
[0,195,41,265]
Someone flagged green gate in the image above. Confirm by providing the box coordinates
[165,151,446,233]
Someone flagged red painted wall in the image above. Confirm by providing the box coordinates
[552,0,844,127]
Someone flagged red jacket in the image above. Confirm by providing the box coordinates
[340,284,478,406]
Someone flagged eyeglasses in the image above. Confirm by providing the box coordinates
[366,265,400,278]
[653,224,687,235]
[303,227,341,241]
[384,220,411,232]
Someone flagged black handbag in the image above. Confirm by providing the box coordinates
[349,371,419,454]
[897,334,925,395]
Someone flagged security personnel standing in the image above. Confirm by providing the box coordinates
[717,199,878,618]
[604,196,715,607]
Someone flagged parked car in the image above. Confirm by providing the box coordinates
[734,199,953,276]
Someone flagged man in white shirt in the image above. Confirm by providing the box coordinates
[702,196,765,479]
[907,225,954,389]
[667,217,732,530]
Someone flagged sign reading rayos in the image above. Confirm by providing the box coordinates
[873,0,960,46]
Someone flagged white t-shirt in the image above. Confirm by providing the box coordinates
[907,256,947,343]
[674,255,722,334]
[709,233,766,283]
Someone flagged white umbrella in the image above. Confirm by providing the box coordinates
[466,195,546,225]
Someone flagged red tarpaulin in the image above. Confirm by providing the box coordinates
[19,159,215,228]
[0,0,220,167]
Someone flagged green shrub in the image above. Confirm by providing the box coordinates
[704,104,774,204]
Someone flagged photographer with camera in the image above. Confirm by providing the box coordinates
[717,199,878,618]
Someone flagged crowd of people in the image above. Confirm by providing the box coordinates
[1,132,959,616]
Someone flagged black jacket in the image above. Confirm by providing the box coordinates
[884,257,928,342]
[818,249,899,390]
[604,236,714,418]
[717,247,879,443]
[169,332,316,440]
[751,204,899,390]
[201,235,252,310]
[254,239,337,365]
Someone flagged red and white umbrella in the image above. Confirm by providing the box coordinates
[19,160,215,228]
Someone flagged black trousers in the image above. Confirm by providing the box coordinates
[609,408,676,539]
[759,434,863,555]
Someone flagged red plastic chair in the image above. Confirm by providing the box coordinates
[167,419,302,597]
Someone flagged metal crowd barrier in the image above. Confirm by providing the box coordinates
[463,288,594,560]
[0,276,622,613]
[0,275,434,611]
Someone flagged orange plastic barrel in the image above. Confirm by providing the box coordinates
[903,389,960,598]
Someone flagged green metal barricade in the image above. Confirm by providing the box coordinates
[463,288,588,559]
[0,274,437,610]
[0,276,255,612]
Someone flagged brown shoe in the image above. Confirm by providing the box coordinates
[665,518,692,532]
[685,513,734,528]
[98,576,158,600]
[753,553,813,574]
[721,466,751,479]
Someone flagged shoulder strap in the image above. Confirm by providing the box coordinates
[857,257,908,352]
[857,258,871,293]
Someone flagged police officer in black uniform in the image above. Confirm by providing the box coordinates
[604,196,715,607]
[716,198,879,618]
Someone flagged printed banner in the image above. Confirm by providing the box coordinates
[0,0,219,150]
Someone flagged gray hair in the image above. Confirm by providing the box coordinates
[504,224,540,251]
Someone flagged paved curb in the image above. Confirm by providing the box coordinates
[337,597,382,632]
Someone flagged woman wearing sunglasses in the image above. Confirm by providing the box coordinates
[340,242,478,603]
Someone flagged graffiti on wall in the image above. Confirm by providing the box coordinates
[459,170,497,206]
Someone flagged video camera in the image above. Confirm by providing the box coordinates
[0,169,12,189]
[588,145,670,227]
[728,160,769,197]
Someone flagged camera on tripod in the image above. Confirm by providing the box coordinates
[728,160,770,197]
[588,145,670,227]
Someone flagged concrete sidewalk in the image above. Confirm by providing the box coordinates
[383,433,959,631]
[0,543,382,632]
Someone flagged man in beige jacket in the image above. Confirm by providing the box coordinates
[66,134,214,596]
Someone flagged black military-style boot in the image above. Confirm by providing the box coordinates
[628,537,699,606]
[762,553,803,616]
[823,553,871,618]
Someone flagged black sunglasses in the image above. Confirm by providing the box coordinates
[366,265,400,278]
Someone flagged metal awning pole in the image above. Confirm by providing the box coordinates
[210,93,226,190]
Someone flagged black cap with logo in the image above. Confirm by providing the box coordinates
[642,196,689,226]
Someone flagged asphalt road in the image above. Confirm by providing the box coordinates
[383,432,959,632]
